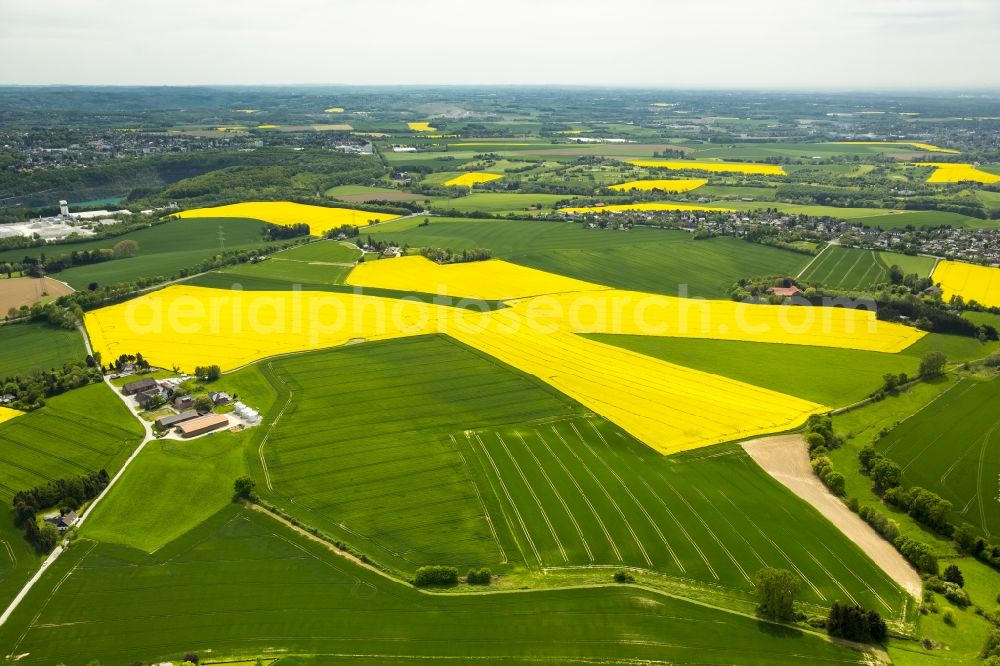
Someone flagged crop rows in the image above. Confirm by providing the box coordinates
[465,416,907,614]
[800,246,889,291]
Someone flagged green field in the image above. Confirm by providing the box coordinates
[799,246,935,290]
[364,217,811,298]
[225,335,910,618]
[0,505,866,666]
[435,193,575,213]
[206,240,361,286]
[217,256,353,285]
[0,217,271,289]
[270,239,359,263]
[0,322,87,377]
[0,383,143,607]
[462,415,907,613]
[588,335,918,407]
[876,376,1000,540]
[82,432,249,553]
[858,210,989,230]
[246,335,580,573]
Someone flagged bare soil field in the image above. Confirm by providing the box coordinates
[0,276,74,313]
[742,434,922,597]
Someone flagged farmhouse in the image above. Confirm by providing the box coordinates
[209,391,231,406]
[154,410,200,430]
[44,511,79,531]
[122,377,157,396]
[178,413,229,438]
[174,395,195,410]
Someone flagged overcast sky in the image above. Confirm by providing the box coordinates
[1,0,997,89]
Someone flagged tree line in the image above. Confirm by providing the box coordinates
[13,470,110,553]
[1,356,104,411]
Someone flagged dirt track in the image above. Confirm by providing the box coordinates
[0,276,74,313]
[742,434,921,598]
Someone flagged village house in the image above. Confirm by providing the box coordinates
[44,511,79,531]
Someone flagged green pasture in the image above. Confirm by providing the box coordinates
[0,505,866,665]
[270,239,359,263]
[859,210,989,230]
[434,193,574,213]
[0,323,87,377]
[83,431,250,553]
[589,335,918,407]
[217,257,353,286]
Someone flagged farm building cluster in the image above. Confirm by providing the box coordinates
[120,376,261,438]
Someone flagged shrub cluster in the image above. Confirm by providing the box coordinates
[466,567,492,585]
[414,565,459,587]
[826,602,888,643]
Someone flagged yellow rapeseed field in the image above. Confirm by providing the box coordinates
[346,256,607,300]
[559,202,734,214]
[324,107,345,113]
[502,290,924,353]
[442,172,503,188]
[407,122,436,132]
[627,159,786,176]
[447,313,827,455]
[915,163,1000,184]
[609,178,707,192]
[84,285,453,372]
[832,141,960,154]
[932,260,1000,308]
[257,124,278,129]
[174,201,400,235]
[0,406,22,426]
[84,262,927,455]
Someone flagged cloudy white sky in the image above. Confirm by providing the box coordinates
[1,0,997,89]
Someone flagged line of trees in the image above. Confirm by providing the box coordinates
[1,357,104,411]
[418,247,492,264]
[264,222,310,240]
